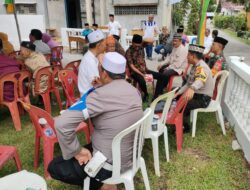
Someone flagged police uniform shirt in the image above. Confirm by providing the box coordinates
[78,50,99,96]
[179,59,215,97]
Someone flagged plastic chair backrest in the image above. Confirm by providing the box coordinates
[0,72,19,102]
[144,88,178,138]
[34,66,52,94]
[18,70,31,99]
[65,60,81,75]
[110,108,151,178]
[51,65,62,88]
[20,101,55,135]
[214,70,229,103]
[168,94,188,122]
[58,69,79,105]
[44,54,52,63]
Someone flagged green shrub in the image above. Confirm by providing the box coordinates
[214,14,246,31]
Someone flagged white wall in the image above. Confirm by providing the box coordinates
[0,15,45,50]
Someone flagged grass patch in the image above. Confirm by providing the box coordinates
[223,29,250,45]
[0,96,250,190]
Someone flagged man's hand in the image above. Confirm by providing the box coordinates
[184,88,195,101]
[74,148,92,165]
[91,77,102,88]
[157,64,162,71]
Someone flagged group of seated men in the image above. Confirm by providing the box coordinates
[0,27,228,189]
[44,29,228,189]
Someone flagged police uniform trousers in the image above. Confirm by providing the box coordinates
[184,93,211,116]
[48,143,112,190]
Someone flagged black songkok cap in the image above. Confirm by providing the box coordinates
[132,34,143,44]
[214,36,228,46]
[21,41,36,51]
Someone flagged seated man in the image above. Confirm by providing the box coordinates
[205,36,228,77]
[78,30,106,96]
[125,34,148,101]
[175,44,214,131]
[148,33,188,99]
[0,39,20,101]
[48,52,143,190]
[29,29,51,54]
[105,35,125,56]
[20,41,50,93]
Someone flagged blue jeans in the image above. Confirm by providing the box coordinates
[154,44,165,54]
[145,44,153,58]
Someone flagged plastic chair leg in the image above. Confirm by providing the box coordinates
[140,157,151,190]
[215,111,220,124]
[41,94,51,114]
[175,119,183,152]
[43,140,55,178]
[191,111,198,138]
[53,88,62,111]
[34,134,40,169]
[190,111,193,123]
[123,178,135,190]
[7,102,21,131]
[163,127,170,162]
[13,149,22,171]
[217,108,226,135]
[83,177,90,190]
[151,136,160,176]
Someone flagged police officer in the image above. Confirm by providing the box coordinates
[175,44,215,131]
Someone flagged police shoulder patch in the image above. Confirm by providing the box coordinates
[195,66,207,82]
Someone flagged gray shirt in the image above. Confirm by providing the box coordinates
[179,59,215,97]
[33,40,51,54]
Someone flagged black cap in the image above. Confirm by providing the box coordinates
[85,23,89,26]
[92,23,98,27]
[21,41,36,51]
[214,36,228,46]
[132,34,142,44]
[177,28,184,33]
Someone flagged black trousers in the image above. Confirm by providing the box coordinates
[184,94,211,116]
[48,144,112,190]
[148,68,178,99]
[131,73,148,96]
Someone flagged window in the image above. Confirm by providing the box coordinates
[15,4,37,14]
[114,6,157,15]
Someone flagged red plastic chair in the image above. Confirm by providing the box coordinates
[157,95,188,152]
[58,69,80,108]
[0,72,21,131]
[18,70,32,104]
[0,146,22,171]
[167,64,190,92]
[51,46,63,67]
[20,101,90,178]
[8,51,26,70]
[51,65,63,111]
[44,53,52,63]
[64,60,81,76]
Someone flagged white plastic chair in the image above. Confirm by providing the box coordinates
[144,88,177,177]
[0,170,47,190]
[190,70,229,138]
[83,108,152,190]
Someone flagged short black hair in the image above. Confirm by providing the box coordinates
[189,51,204,60]
[88,39,103,49]
[85,23,89,26]
[112,35,120,41]
[101,66,125,80]
[92,23,98,27]
[30,29,43,40]
[212,30,218,37]
[0,39,3,50]
[109,14,114,17]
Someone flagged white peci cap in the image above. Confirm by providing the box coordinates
[87,30,105,44]
[102,52,126,74]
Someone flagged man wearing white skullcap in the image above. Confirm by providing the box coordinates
[78,29,106,96]
[49,52,143,190]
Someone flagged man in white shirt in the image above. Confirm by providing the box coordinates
[143,14,159,60]
[108,14,121,40]
[204,28,213,54]
[78,30,106,96]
